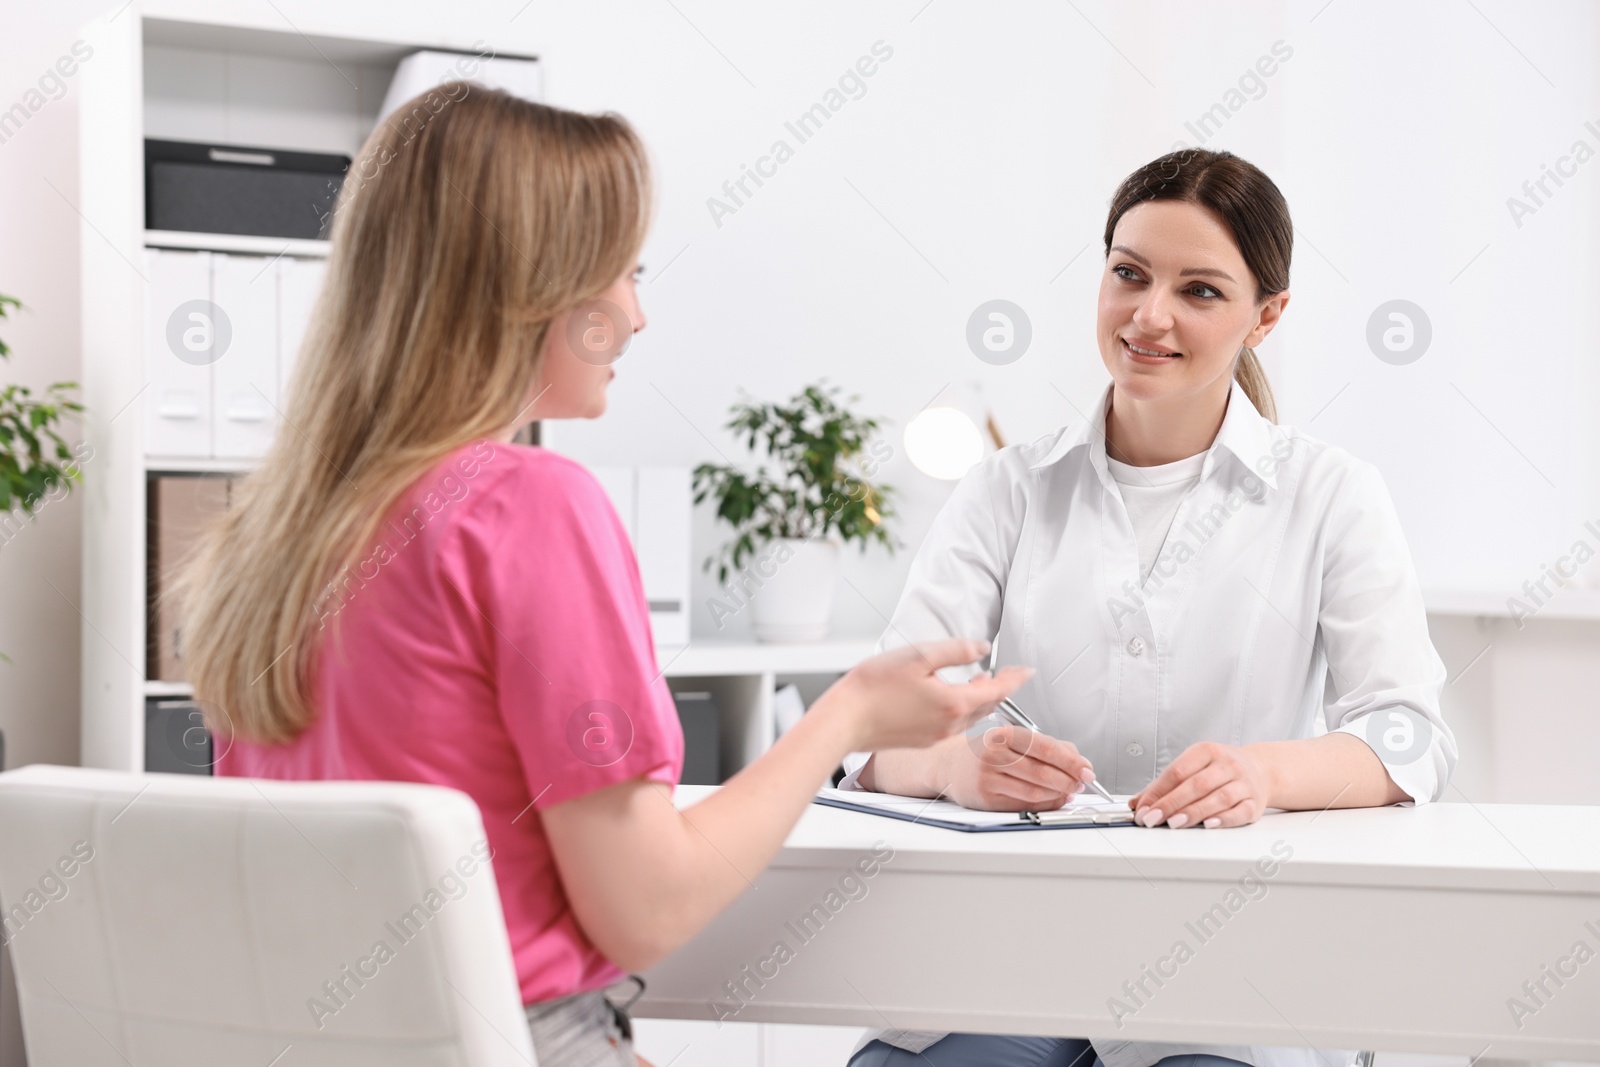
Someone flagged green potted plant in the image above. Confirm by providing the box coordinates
[693,382,897,642]
[1,292,86,664]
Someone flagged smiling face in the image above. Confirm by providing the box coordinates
[1097,199,1287,410]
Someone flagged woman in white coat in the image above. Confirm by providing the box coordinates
[843,148,1458,1067]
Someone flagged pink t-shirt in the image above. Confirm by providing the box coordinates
[217,440,684,1005]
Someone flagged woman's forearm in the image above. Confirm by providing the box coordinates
[544,641,1027,971]
[855,744,946,796]
[662,696,861,937]
[554,695,861,972]
[1248,731,1410,811]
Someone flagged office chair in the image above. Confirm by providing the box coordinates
[0,765,536,1066]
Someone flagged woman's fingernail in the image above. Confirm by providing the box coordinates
[1167,813,1189,829]
[1081,769,1096,783]
[1141,808,1164,827]
[1204,817,1222,829]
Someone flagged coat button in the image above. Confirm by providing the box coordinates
[1127,636,1145,656]
[1126,742,1144,757]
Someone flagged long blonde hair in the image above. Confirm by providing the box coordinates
[175,85,652,744]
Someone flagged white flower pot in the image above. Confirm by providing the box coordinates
[750,538,840,643]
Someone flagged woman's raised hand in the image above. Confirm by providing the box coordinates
[822,639,1033,755]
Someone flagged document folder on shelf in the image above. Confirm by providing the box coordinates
[813,787,1138,832]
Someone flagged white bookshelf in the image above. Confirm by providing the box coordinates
[143,230,330,258]
[78,9,414,772]
[1425,587,1600,623]
[661,638,878,676]
[142,457,258,475]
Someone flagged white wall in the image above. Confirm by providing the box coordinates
[0,3,101,777]
[0,13,94,1066]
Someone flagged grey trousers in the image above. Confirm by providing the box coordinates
[524,976,644,1067]
[851,1038,1252,1067]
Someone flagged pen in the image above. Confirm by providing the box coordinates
[985,640,1118,805]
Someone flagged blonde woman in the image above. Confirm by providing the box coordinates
[178,87,1030,1067]
[842,149,1459,1066]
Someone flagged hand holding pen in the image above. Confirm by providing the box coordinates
[934,638,1112,813]
[992,696,1118,804]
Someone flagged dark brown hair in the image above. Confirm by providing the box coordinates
[1103,148,1291,422]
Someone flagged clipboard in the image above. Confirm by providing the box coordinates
[813,787,1138,832]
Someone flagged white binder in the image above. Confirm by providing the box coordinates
[210,253,277,459]
[277,256,326,403]
[145,248,213,458]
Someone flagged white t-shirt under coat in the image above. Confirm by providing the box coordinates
[1106,449,1207,585]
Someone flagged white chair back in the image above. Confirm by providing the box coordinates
[0,765,536,1066]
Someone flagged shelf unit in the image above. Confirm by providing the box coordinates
[143,229,331,258]
[78,10,422,772]
[656,639,878,776]
[143,457,260,475]
[1424,587,1600,623]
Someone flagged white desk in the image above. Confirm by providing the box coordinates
[640,787,1600,1061]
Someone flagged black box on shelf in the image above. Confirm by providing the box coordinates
[144,698,214,776]
[145,139,350,240]
[672,690,722,785]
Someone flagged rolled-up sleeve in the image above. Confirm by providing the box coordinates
[838,452,1017,788]
[1318,459,1457,804]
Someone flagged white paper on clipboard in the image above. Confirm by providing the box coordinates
[814,787,1136,829]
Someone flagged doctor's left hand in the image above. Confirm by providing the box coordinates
[1129,741,1273,829]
